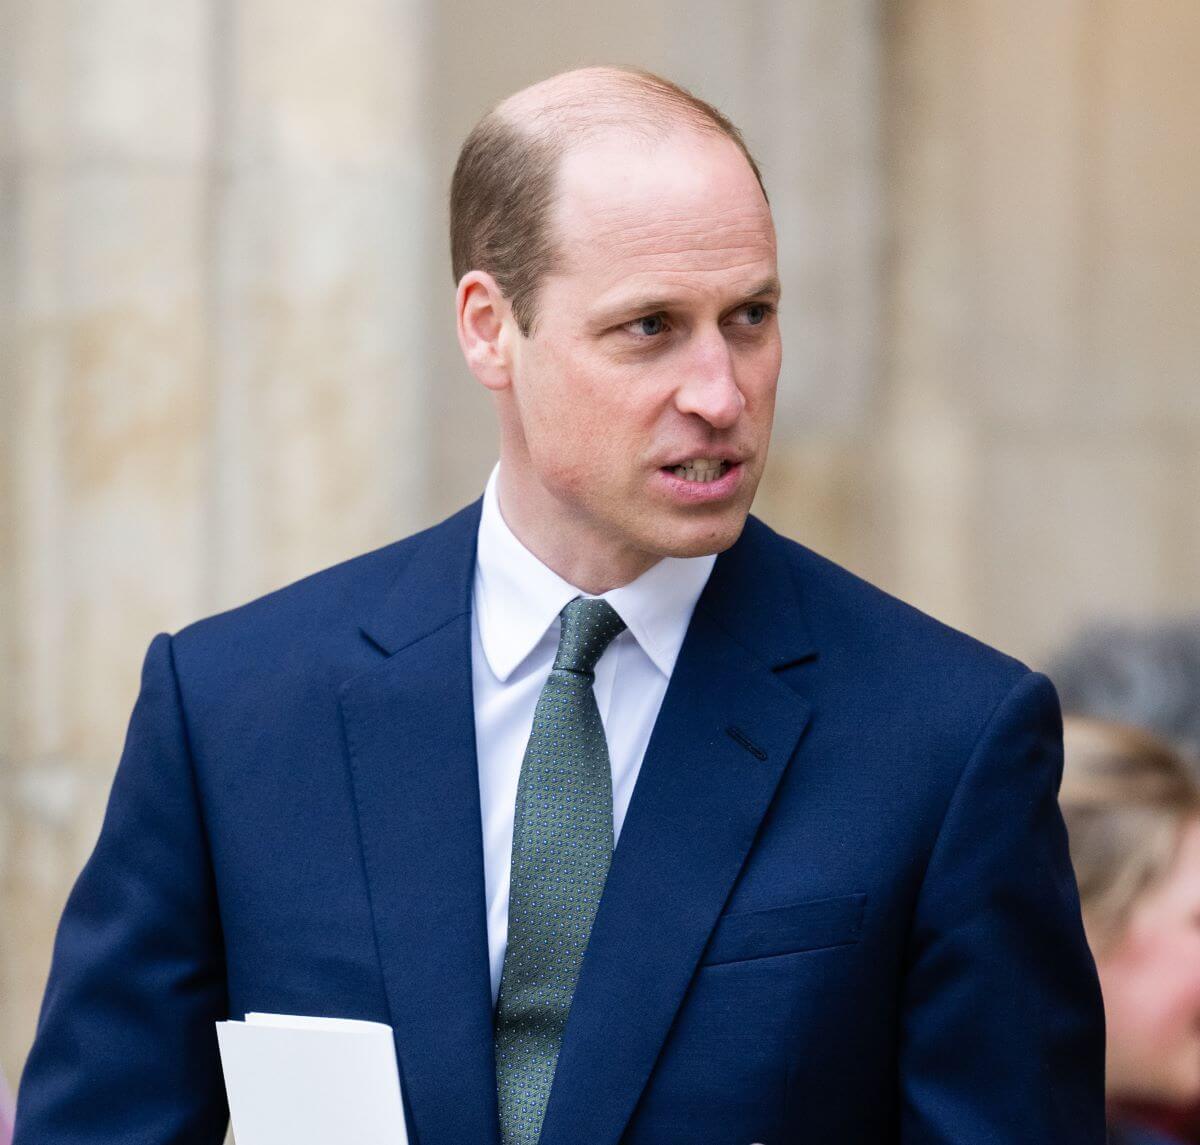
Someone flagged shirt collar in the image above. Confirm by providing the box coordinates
[473,465,716,682]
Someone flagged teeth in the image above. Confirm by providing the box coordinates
[672,459,728,483]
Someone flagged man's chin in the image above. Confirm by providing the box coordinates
[650,509,752,560]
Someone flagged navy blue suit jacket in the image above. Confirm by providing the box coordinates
[15,504,1105,1143]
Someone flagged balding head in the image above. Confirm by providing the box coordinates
[491,66,765,154]
[450,66,766,335]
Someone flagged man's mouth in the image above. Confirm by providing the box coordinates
[666,458,732,484]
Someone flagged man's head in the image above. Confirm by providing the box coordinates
[452,67,781,591]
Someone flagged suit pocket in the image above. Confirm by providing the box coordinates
[699,892,867,967]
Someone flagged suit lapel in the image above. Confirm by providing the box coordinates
[338,501,502,1145]
[538,518,817,1145]
[337,507,815,1145]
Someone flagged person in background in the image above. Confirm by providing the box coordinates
[1060,717,1200,1145]
[1054,617,1200,1144]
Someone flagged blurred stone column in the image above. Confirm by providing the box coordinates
[1,0,216,1083]
[882,0,1200,661]
[211,0,435,604]
[0,0,436,1085]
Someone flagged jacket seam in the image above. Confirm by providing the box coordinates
[162,631,232,1007]
[904,668,1040,956]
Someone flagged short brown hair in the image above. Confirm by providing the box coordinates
[1060,716,1200,952]
[449,66,767,336]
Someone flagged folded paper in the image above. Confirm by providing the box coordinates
[216,1013,408,1144]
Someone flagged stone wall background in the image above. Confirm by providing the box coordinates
[2,0,1198,1094]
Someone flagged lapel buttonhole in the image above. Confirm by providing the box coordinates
[726,725,768,761]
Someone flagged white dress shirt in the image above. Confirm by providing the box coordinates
[471,466,716,1003]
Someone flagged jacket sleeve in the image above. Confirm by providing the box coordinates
[899,670,1107,1143]
[14,633,230,1144]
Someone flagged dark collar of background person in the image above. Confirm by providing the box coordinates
[1109,1117,1189,1145]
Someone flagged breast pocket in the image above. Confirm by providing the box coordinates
[699,892,867,967]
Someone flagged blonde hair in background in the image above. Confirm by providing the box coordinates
[1061,717,1200,954]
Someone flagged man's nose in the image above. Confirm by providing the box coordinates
[673,333,744,429]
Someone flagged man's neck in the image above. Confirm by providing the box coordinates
[494,467,659,595]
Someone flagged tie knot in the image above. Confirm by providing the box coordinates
[553,597,626,676]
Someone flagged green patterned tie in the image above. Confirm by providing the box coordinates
[494,596,627,1145]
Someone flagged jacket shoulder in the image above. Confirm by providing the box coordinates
[169,502,478,682]
[748,517,1034,706]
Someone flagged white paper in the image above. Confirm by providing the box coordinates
[216,1012,409,1145]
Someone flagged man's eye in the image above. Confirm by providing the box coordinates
[625,314,668,337]
[737,303,774,326]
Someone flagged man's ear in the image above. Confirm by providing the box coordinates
[457,271,517,392]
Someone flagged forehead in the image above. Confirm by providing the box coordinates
[548,129,777,297]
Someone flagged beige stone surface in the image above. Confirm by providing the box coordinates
[211,168,431,604]
[208,0,437,606]
[69,0,213,164]
[1175,438,1200,593]
[882,0,1199,665]
[876,0,979,633]
[230,0,428,166]
[2,0,70,163]
[1087,0,1200,428]
[964,0,1089,428]
[5,0,211,164]
[11,167,210,758]
[974,432,1180,662]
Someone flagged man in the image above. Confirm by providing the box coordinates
[15,67,1104,1143]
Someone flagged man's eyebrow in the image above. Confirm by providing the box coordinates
[742,277,783,302]
[590,277,782,325]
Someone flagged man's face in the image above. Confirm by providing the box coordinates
[502,128,781,572]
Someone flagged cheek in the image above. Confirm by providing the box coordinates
[749,373,778,422]
[534,341,629,423]
[515,348,585,445]
[517,352,637,489]
[736,341,781,411]
[1107,931,1200,1047]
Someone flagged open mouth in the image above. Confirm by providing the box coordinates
[665,458,732,484]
